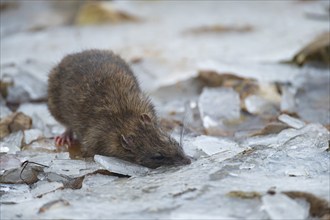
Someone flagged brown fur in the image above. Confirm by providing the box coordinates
[48,49,190,168]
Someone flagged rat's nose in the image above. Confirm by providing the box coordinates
[178,156,191,165]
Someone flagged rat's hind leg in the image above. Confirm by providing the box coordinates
[55,129,74,147]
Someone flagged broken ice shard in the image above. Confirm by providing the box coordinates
[94,155,150,177]
[198,87,240,128]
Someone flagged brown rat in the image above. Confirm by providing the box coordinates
[48,49,191,168]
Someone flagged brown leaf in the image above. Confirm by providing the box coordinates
[184,24,253,35]
[292,32,330,66]
[0,112,32,139]
[197,71,259,100]
[38,199,70,214]
[75,2,141,25]
[227,190,261,199]
[251,122,289,136]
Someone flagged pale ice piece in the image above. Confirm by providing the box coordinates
[26,152,70,167]
[284,168,308,177]
[0,154,21,174]
[262,194,309,220]
[278,114,305,129]
[0,101,12,119]
[295,70,330,125]
[17,103,63,137]
[198,87,240,128]
[7,72,47,102]
[94,155,150,177]
[0,130,24,153]
[31,181,64,198]
[192,135,243,159]
[23,129,44,145]
[280,85,297,113]
[44,159,103,178]
[244,95,277,115]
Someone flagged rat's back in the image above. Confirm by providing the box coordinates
[48,50,142,134]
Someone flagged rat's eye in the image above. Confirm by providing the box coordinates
[151,153,165,161]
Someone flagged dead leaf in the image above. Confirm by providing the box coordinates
[75,2,141,25]
[197,71,259,100]
[184,24,253,35]
[227,190,261,199]
[0,112,32,139]
[292,32,330,66]
[0,79,13,99]
[38,199,70,214]
[251,122,289,136]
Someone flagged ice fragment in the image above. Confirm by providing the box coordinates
[278,114,305,129]
[262,193,309,220]
[94,155,150,177]
[198,87,240,128]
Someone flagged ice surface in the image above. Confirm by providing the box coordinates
[198,87,240,128]
[94,155,150,177]
[262,193,310,220]
[278,114,305,129]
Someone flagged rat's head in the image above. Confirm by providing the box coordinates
[119,113,191,168]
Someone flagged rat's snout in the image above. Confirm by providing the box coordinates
[175,156,191,166]
[183,157,191,165]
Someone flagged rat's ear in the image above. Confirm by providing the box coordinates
[140,113,152,124]
[121,135,134,151]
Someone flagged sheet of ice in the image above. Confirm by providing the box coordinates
[262,194,309,220]
[94,155,150,177]
[198,87,240,128]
